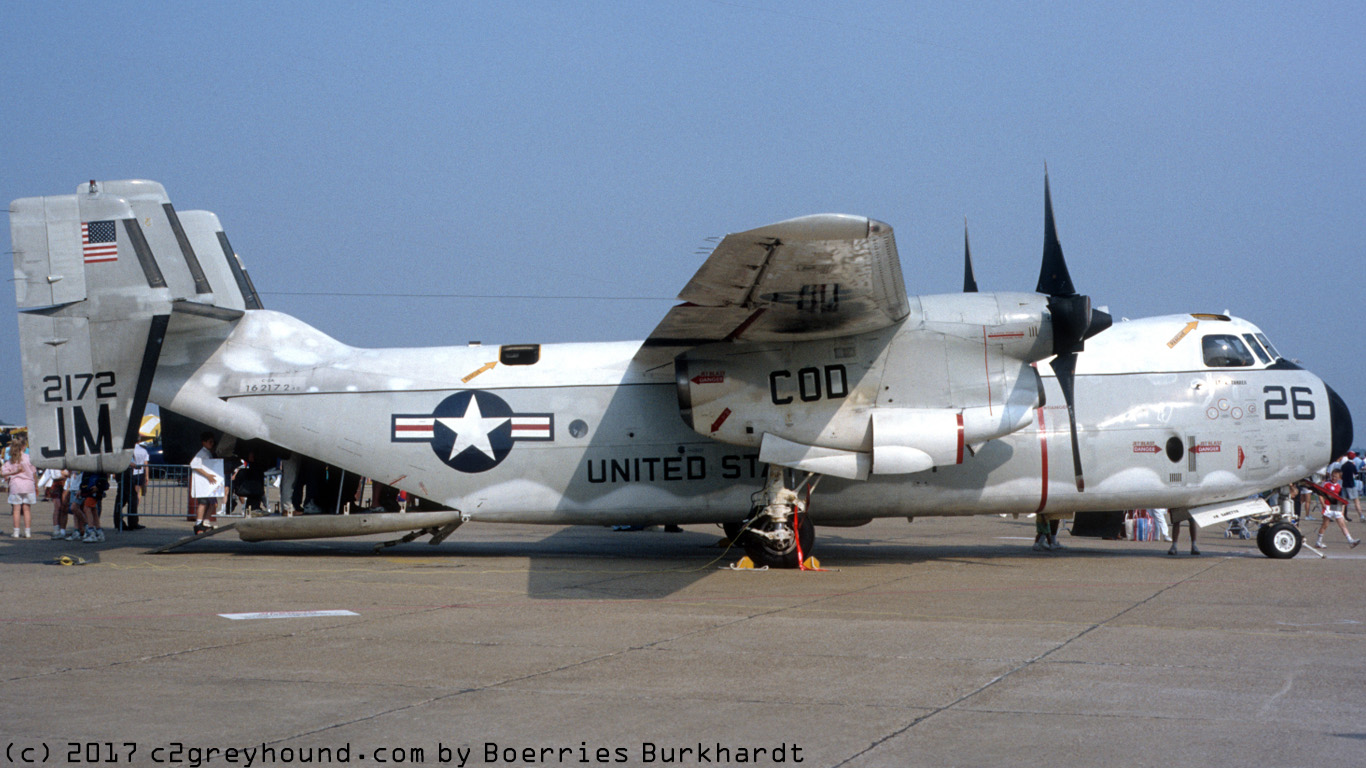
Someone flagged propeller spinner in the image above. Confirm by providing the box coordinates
[1036,174,1111,492]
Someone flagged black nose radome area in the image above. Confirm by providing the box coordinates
[1326,383,1353,460]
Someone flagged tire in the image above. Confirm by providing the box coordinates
[741,512,815,568]
[1256,524,1274,553]
[722,521,745,542]
[1257,522,1302,559]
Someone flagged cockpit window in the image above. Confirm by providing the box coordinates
[1242,333,1272,364]
[1255,333,1281,360]
[1202,335,1255,367]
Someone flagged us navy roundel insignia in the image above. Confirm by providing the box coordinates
[391,391,553,473]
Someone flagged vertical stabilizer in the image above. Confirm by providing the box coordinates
[10,180,250,470]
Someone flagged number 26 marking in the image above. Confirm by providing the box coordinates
[1263,385,1314,420]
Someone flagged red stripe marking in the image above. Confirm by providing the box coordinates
[394,425,431,432]
[724,309,767,341]
[710,407,732,433]
[982,327,994,416]
[987,332,1025,339]
[1035,408,1049,514]
[955,414,964,464]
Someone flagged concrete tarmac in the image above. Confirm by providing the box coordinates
[2,514,1363,767]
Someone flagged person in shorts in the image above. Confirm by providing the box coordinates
[190,432,222,535]
[45,468,69,539]
[1315,469,1361,549]
[1168,507,1200,556]
[1340,453,1362,521]
[76,471,109,542]
[2,436,37,538]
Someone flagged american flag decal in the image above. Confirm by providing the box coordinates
[82,220,118,263]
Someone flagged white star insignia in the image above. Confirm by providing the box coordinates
[436,396,509,461]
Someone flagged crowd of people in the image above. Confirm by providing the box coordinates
[1,428,316,542]
[1297,453,1363,549]
[1032,454,1366,555]
[2,430,151,543]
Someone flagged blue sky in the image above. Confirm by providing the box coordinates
[3,2,1363,436]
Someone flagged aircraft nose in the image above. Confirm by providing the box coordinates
[1325,382,1353,459]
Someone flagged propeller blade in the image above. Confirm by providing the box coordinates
[963,219,979,293]
[1036,172,1077,297]
[1034,173,1102,493]
[1049,352,1085,492]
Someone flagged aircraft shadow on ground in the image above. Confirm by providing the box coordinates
[157,524,1148,600]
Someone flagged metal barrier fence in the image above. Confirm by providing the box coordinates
[111,465,279,520]
[109,465,374,519]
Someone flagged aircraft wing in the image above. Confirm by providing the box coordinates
[644,214,909,346]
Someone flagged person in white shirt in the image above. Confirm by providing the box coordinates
[189,432,222,535]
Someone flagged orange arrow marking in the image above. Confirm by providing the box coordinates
[461,361,497,383]
[1167,320,1198,348]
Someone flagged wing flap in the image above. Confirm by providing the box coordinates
[646,214,908,346]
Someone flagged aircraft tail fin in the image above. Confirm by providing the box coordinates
[10,180,258,470]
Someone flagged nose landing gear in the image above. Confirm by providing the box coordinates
[1257,521,1303,559]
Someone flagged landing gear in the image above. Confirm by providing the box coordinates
[722,521,745,542]
[1257,521,1302,559]
[742,510,814,569]
[737,466,818,568]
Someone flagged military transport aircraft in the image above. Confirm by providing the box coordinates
[10,178,1351,566]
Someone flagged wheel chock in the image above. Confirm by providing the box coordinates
[802,556,821,570]
[49,554,88,566]
[726,556,768,570]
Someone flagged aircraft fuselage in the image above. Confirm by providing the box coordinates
[148,301,1341,525]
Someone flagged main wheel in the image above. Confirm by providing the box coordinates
[1257,522,1302,559]
[741,512,815,568]
[1256,523,1273,552]
[722,521,745,542]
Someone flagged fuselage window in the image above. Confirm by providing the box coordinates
[1242,333,1272,364]
[1202,335,1255,367]
[1255,333,1281,360]
[499,344,541,366]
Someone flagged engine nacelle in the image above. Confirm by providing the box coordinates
[676,342,879,452]
[870,389,1037,474]
[674,295,1049,478]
